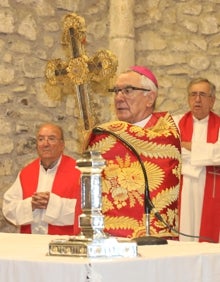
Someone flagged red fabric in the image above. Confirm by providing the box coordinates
[87,112,181,239]
[19,155,81,235]
[179,111,220,242]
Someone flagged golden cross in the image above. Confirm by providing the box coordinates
[45,13,118,131]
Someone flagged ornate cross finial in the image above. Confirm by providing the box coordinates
[45,13,118,131]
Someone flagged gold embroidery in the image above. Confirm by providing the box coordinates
[102,154,144,210]
[146,113,179,139]
[144,161,165,192]
[105,121,128,132]
[172,162,182,179]
[87,115,180,237]
[153,186,179,211]
[101,154,165,211]
[88,135,116,153]
[104,215,140,233]
[97,120,180,161]
[118,131,180,160]
[102,195,114,213]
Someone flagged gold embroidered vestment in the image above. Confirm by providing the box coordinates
[86,112,181,239]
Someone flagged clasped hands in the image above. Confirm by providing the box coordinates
[31,192,50,211]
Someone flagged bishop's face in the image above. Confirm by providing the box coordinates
[114,71,156,124]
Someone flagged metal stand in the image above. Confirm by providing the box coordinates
[134,212,167,245]
[48,151,137,258]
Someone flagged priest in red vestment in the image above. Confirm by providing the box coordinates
[86,66,181,240]
[173,77,220,243]
[3,123,81,235]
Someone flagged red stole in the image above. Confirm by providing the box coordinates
[20,155,81,235]
[87,112,181,239]
[179,111,220,242]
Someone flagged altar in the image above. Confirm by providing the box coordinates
[0,232,219,282]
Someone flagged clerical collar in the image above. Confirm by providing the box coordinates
[133,115,152,128]
[41,155,62,171]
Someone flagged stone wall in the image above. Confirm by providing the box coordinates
[134,0,220,114]
[1,0,220,232]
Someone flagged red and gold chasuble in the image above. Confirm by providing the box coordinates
[86,112,181,239]
[179,111,220,242]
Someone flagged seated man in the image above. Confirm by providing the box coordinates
[3,123,81,235]
[85,66,181,239]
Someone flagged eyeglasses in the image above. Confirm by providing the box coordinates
[37,136,62,144]
[108,86,151,97]
[189,92,212,98]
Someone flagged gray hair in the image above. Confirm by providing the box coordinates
[187,77,216,96]
[140,74,158,94]
[123,69,158,93]
[36,123,64,140]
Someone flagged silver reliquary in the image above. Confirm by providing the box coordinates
[49,151,137,258]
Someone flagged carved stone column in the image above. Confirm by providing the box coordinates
[109,0,135,73]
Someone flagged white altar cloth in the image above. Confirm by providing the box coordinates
[0,232,219,282]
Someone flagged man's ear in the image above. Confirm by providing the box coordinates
[146,91,157,107]
[210,95,216,110]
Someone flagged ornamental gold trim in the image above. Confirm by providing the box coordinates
[62,13,86,46]
[87,135,117,154]
[66,56,89,85]
[45,13,118,103]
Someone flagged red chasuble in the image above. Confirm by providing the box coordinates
[86,112,181,239]
[179,111,220,242]
[19,155,81,235]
